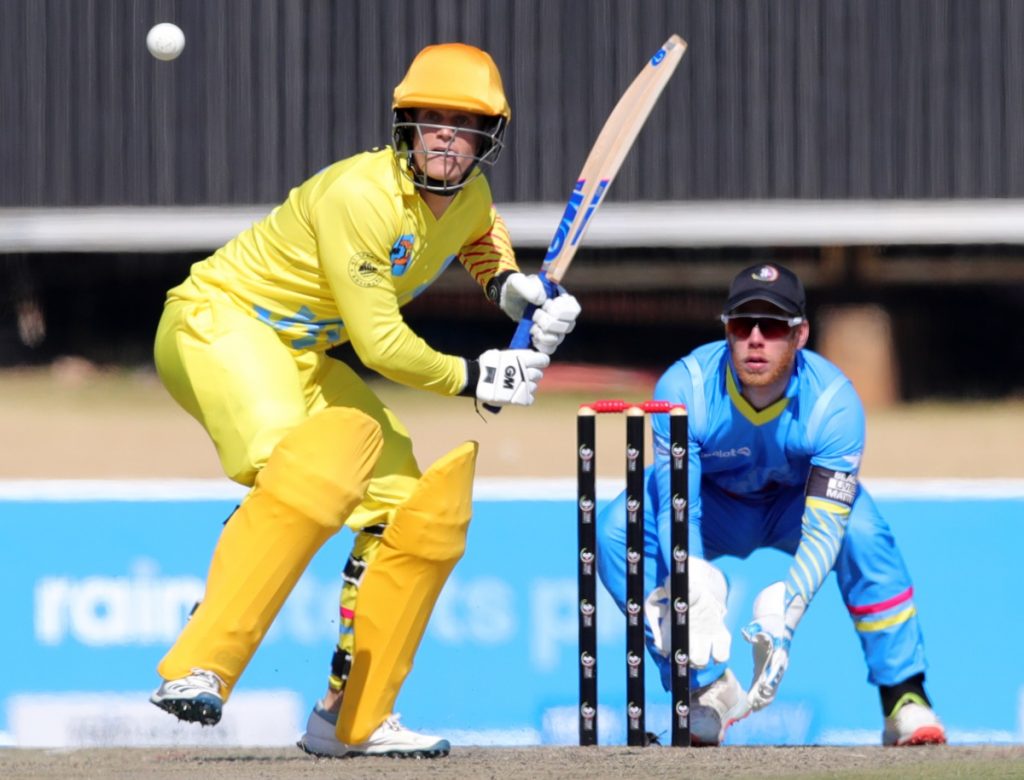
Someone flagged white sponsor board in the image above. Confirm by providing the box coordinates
[4,477,1023,502]
[8,692,302,747]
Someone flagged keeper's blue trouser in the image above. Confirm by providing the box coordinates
[596,466,928,691]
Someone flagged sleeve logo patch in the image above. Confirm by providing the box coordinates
[348,252,384,288]
[389,234,415,277]
[826,471,857,505]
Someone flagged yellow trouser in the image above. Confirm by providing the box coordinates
[158,406,383,691]
[154,299,426,697]
[154,298,423,524]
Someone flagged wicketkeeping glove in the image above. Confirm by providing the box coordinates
[688,557,732,668]
[643,557,731,667]
[468,348,549,407]
[741,581,807,711]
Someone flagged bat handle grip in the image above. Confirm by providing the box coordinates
[483,273,560,414]
[508,306,537,349]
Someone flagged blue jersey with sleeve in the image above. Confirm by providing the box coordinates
[651,340,864,561]
[597,340,927,693]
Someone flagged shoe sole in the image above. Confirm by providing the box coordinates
[296,737,348,759]
[298,744,451,759]
[150,694,222,726]
[689,736,720,748]
[297,738,450,759]
[892,726,947,746]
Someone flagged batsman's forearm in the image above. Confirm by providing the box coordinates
[784,497,850,609]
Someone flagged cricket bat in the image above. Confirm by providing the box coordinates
[508,33,688,349]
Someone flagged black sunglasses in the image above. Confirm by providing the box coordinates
[721,313,803,340]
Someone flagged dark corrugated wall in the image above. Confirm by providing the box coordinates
[4,0,1023,205]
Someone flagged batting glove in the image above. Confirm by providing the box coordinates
[492,271,548,322]
[467,349,549,407]
[529,293,582,355]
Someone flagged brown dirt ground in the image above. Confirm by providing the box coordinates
[1,361,1022,481]
[2,745,1024,779]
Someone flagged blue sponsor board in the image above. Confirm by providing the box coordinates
[1,480,1022,746]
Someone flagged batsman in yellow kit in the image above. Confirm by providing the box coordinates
[148,43,582,758]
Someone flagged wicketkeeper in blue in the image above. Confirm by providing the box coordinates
[596,263,945,746]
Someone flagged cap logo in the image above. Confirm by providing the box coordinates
[751,265,779,283]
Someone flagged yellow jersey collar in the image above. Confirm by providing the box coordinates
[725,360,795,425]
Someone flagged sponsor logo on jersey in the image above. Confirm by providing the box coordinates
[701,446,752,459]
[389,234,415,276]
[348,251,384,287]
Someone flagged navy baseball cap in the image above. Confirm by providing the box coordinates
[723,263,806,317]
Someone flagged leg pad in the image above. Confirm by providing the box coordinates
[336,441,478,742]
[159,408,383,694]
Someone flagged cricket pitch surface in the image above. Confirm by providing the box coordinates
[3,745,1024,779]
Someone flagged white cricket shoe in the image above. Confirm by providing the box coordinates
[297,706,450,759]
[690,668,751,746]
[149,668,225,726]
[883,694,947,746]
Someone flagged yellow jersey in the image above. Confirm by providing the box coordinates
[167,149,518,395]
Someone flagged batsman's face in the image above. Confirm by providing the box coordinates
[726,301,809,390]
[411,108,483,185]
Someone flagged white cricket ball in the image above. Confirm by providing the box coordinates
[146,22,185,61]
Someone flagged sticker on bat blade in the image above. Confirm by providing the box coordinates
[571,179,610,246]
[542,180,586,263]
[652,36,684,66]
